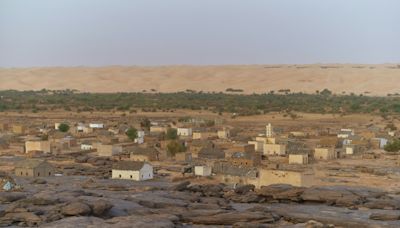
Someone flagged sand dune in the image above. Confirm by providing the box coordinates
[0,64,399,95]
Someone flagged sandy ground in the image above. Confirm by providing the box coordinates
[1,64,400,95]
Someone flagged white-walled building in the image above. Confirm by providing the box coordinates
[134,130,145,144]
[337,129,355,139]
[177,128,193,137]
[112,161,153,181]
[266,123,273,137]
[89,123,104,129]
[81,143,93,150]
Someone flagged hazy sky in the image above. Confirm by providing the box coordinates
[0,0,399,67]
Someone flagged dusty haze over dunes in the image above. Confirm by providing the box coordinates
[0,64,399,95]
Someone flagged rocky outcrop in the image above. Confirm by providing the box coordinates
[61,202,92,216]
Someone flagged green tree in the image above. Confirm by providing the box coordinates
[384,139,400,152]
[166,128,178,140]
[58,123,70,132]
[167,140,186,156]
[126,127,138,141]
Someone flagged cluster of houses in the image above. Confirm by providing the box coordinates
[0,117,396,188]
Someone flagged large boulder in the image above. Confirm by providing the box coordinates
[75,155,89,163]
[182,211,275,225]
[363,199,400,210]
[300,186,363,207]
[169,181,190,191]
[234,184,255,194]
[370,212,400,221]
[41,216,105,228]
[61,202,92,216]
[88,200,113,216]
[258,184,305,202]
[0,192,26,203]
[0,212,42,227]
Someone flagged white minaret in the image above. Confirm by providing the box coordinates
[266,123,273,137]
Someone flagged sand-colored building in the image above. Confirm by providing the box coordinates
[14,159,54,177]
[130,147,159,162]
[257,168,314,187]
[111,161,153,181]
[217,128,230,139]
[194,165,212,176]
[25,140,52,153]
[229,151,261,167]
[192,131,217,140]
[150,126,168,134]
[97,144,123,156]
[314,147,336,160]
[248,141,264,152]
[12,125,26,135]
[256,136,277,144]
[288,154,309,165]
[175,152,192,162]
[290,131,308,137]
[263,144,286,156]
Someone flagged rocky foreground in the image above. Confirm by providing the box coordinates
[1,176,400,227]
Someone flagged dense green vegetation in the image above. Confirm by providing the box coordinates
[167,140,186,156]
[58,123,70,133]
[384,139,400,152]
[125,127,138,141]
[0,89,400,116]
[166,128,178,140]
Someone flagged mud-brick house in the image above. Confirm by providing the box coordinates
[150,125,168,134]
[175,152,192,162]
[14,159,55,177]
[111,161,153,181]
[263,143,286,156]
[257,168,314,187]
[12,125,26,135]
[197,143,225,160]
[25,140,52,153]
[189,140,212,158]
[288,154,309,165]
[248,141,264,152]
[130,147,159,162]
[225,144,255,158]
[217,128,230,139]
[192,131,217,140]
[229,151,261,167]
[194,165,212,176]
[314,147,336,160]
[97,144,123,156]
